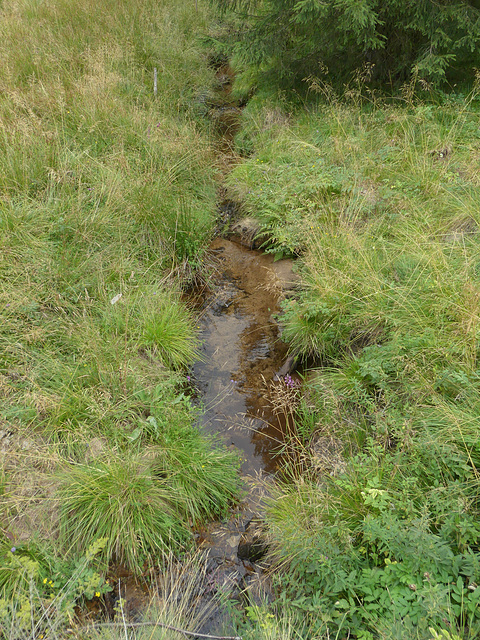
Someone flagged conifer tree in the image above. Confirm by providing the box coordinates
[215,0,480,87]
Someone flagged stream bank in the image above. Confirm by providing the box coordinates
[88,62,302,632]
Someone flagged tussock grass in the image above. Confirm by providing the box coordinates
[0,0,242,629]
[58,453,190,572]
[57,431,240,571]
[227,85,480,637]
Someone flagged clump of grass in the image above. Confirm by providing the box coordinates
[141,295,199,370]
[57,439,240,572]
[57,453,189,572]
[152,437,241,523]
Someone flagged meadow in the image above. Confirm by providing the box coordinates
[0,0,241,634]
[2,0,480,638]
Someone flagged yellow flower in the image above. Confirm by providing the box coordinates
[95,591,100,597]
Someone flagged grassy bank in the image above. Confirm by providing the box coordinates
[3,0,480,637]
[226,84,480,638]
[0,0,241,632]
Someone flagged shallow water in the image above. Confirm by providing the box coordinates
[190,237,290,476]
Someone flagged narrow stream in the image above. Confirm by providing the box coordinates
[184,239,299,638]
[190,237,291,476]
[96,63,300,630]
[174,64,303,635]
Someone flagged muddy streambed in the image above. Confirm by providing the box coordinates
[190,237,294,477]
[177,65,302,630]
[177,236,298,636]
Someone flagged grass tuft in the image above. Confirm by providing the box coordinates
[58,453,189,572]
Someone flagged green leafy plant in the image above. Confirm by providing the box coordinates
[0,538,112,636]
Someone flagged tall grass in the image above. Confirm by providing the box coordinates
[0,0,243,630]
[226,84,480,637]
[0,0,218,442]
[58,454,190,572]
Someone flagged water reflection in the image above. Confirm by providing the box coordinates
[191,238,289,474]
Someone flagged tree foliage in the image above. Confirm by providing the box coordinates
[215,0,480,87]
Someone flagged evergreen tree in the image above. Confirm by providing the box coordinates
[215,0,480,87]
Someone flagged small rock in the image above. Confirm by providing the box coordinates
[228,218,261,249]
[270,259,301,292]
[237,520,268,562]
[273,353,299,381]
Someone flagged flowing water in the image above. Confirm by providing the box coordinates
[190,237,292,477]
[184,239,298,637]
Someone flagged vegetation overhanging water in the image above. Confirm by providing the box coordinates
[2,0,480,639]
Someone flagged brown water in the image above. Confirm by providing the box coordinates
[87,64,297,629]
[190,237,291,476]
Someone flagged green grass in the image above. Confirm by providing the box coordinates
[5,0,480,636]
[225,82,480,638]
[141,293,199,369]
[56,389,240,572]
[0,0,219,447]
[58,453,190,572]
[57,442,240,572]
[0,0,243,627]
